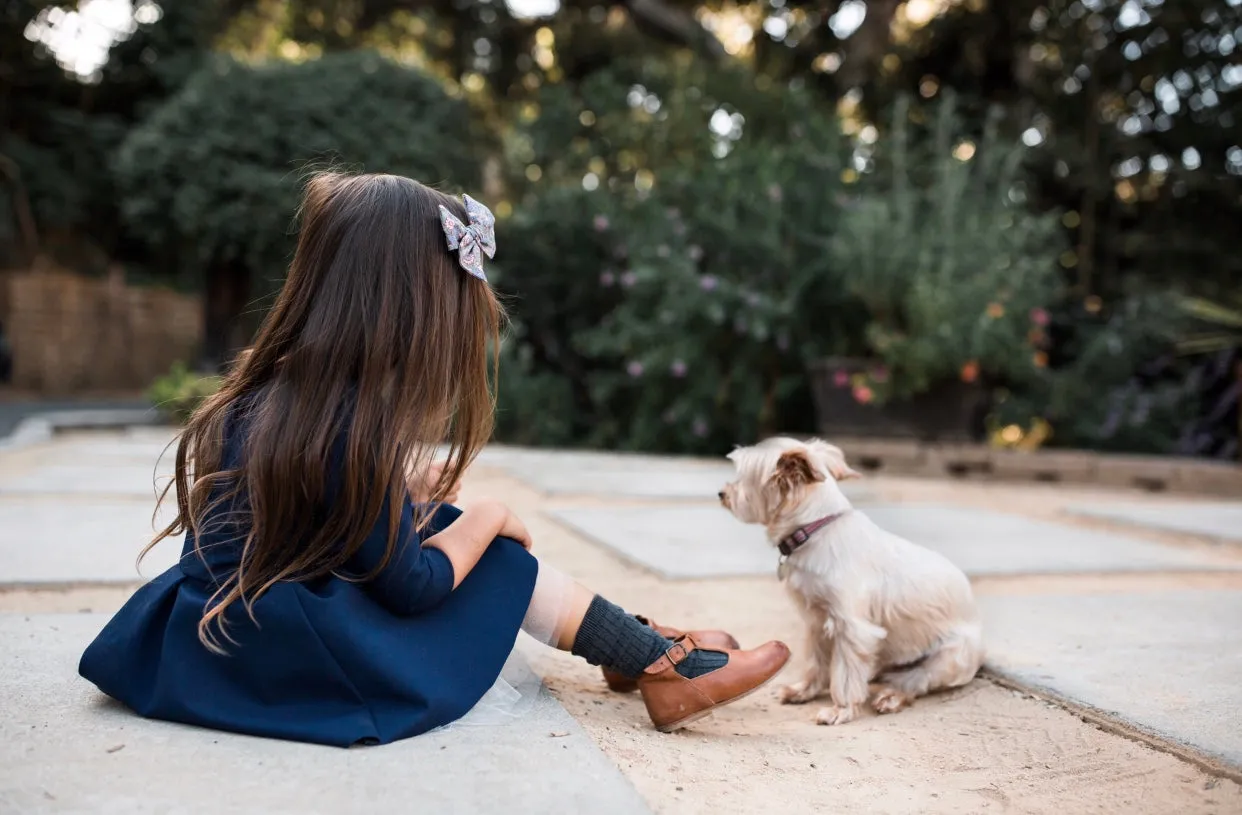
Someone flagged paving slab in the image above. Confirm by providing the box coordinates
[0,614,650,814]
[41,437,180,465]
[1067,501,1242,544]
[477,446,871,502]
[0,499,179,585]
[547,504,1242,580]
[0,462,174,498]
[980,589,1242,768]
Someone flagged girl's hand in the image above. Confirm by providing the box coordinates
[409,459,461,504]
[498,508,533,551]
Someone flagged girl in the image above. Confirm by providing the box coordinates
[79,172,789,747]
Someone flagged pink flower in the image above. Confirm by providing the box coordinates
[767,183,783,203]
[870,366,890,383]
[1030,307,1051,326]
[852,385,874,404]
[593,214,610,232]
[699,275,719,291]
[599,271,615,287]
[620,271,637,288]
[692,418,709,437]
[626,361,644,377]
[670,359,687,378]
[833,370,850,388]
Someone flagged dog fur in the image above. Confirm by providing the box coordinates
[720,437,984,725]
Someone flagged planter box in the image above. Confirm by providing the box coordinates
[809,358,988,443]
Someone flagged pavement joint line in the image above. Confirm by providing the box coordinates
[981,668,1242,785]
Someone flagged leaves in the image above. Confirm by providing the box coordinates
[114,51,479,283]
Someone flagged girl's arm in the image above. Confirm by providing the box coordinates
[344,497,457,616]
[424,500,530,588]
[346,498,531,616]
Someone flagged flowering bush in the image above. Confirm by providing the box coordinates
[826,95,1064,406]
[571,118,859,452]
[493,66,860,452]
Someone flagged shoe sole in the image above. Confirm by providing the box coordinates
[653,659,789,733]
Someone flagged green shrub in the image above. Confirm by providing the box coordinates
[148,362,221,424]
[495,68,858,453]
[114,50,482,288]
[829,94,1065,405]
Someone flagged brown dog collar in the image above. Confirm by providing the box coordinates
[777,512,849,557]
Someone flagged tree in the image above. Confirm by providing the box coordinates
[114,50,480,368]
[1,1,222,268]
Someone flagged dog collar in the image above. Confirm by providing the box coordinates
[777,512,848,557]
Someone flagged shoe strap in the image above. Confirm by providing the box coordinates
[643,633,700,675]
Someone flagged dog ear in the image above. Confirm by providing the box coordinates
[807,439,861,481]
[829,461,862,480]
[774,449,825,486]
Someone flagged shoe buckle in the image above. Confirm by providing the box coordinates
[664,641,689,665]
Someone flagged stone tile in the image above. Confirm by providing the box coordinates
[547,504,1242,581]
[0,615,651,814]
[43,437,180,465]
[980,590,1242,767]
[0,462,174,498]
[863,505,1240,576]
[0,499,179,585]
[1067,501,1242,543]
[547,505,777,579]
[479,447,870,502]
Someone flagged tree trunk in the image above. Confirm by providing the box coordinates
[200,260,251,373]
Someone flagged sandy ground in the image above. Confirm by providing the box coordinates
[3,460,1240,814]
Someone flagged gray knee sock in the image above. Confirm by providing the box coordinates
[571,596,728,679]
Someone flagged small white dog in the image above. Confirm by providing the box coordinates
[720,437,983,725]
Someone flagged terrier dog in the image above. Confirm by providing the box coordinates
[719,437,983,725]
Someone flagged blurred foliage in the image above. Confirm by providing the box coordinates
[496,63,857,452]
[0,1,223,269]
[831,93,1063,404]
[1179,293,1242,354]
[114,50,479,289]
[1,0,1238,457]
[147,361,222,423]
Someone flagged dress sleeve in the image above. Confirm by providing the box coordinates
[343,495,456,616]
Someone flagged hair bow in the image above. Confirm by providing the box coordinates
[438,194,496,282]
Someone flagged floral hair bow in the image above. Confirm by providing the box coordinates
[438,194,496,282]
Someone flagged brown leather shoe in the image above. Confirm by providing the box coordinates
[601,617,741,694]
[637,634,791,732]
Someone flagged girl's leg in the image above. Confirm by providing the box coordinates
[519,561,591,651]
[521,560,723,674]
[520,559,791,732]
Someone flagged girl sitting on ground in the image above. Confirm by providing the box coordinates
[79,172,789,746]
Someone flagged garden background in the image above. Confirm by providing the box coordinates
[2,0,1239,459]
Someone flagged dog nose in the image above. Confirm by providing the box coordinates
[717,491,726,500]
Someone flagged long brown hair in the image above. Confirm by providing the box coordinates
[147,172,503,650]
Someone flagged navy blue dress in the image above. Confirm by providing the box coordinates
[79,420,538,747]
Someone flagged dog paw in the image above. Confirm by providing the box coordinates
[814,704,858,726]
[780,682,820,705]
[869,687,913,715]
